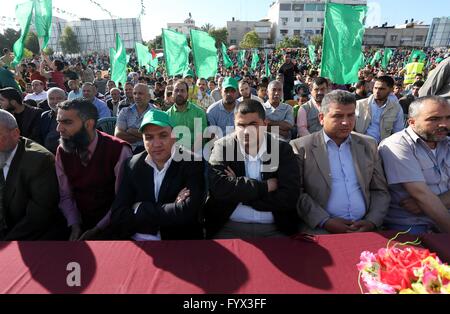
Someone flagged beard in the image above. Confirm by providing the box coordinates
[59,125,91,157]
[415,125,449,143]
[175,95,188,106]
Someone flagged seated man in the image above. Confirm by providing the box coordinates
[56,99,132,240]
[0,109,66,240]
[379,96,450,234]
[206,99,300,239]
[109,110,205,240]
[290,91,390,234]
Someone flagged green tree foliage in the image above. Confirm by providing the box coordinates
[59,26,80,54]
[0,28,20,52]
[276,36,304,49]
[25,31,40,54]
[310,35,323,48]
[240,31,261,49]
[148,35,162,50]
[209,27,228,48]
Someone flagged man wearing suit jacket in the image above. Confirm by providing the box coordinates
[206,99,300,239]
[110,110,205,240]
[0,109,66,240]
[290,91,390,234]
[0,87,42,143]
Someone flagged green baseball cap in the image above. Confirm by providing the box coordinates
[139,110,174,132]
[183,68,194,78]
[222,77,238,91]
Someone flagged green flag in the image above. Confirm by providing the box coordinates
[381,48,393,69]
[148,55,159,73]
[370,50,382,66]
[359,52,366,69]
[111,33,127,87]
[408,50,427,64]
[109,47,116,73]
[321,3,367,84]
[12,1,34,67]
[135,42,151,69]
[221,43,233,69]
[251,50,260,71]
[162,29,190,76]
[190,29,218,79]
[308,45,316,64]
[265,49,271,78]
[34,0,52,49]
[237,50,246,69]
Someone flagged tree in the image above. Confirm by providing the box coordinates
[148,35,162,50]
[276,36,304,49]
[201,23,215,33]
[59,26,80,54]
[25,31,40,54]
[0,28,20,52]
[240,31,261,49]
[311,35,323,48]
[209,27,228,48]
[43,47,54,56]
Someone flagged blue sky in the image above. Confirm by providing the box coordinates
[2,0,449,40]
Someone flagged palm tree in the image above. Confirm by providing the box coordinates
[201,23,215,33]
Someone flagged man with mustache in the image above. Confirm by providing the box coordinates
[355,76,404,144]
[39,87,66,154]
[379,96,450,234]
[291,91,390,234]
[296,77,330,138]
[55,99,132,240]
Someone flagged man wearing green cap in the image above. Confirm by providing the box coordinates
[207,77,240,138]
[167,80,207,152]
[109,110,206,240]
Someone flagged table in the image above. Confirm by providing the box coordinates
[0,232,444,294]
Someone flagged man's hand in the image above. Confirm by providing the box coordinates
[347,220,376,233]
[79,227,101,241]
[267,178,278,193]
[400,198,423,215]
[69,224,82,241]
[176,188,190,204]
[324,218,354,234]
[224,166,236,179]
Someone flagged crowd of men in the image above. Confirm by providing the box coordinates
[0,44,449,241]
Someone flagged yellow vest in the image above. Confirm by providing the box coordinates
[404,62,424,85]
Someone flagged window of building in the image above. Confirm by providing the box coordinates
[317,18,324,23]
[316,30,321,34]
[230,39,237,44]
[231,27,237,31]
[415,35,424,42]
[294,17,301,23]
[292,4,304,11]
[280,3,291,11]
[307,18,313,23]
[305,4,316,11]
[294,30,301,36]
[280,29,289,36]
[305,30,314,35]
[281,18,289,23]
[316,4,325,11]
[391,35,398,41]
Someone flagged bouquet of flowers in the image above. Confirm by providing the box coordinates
[357,232,450,294]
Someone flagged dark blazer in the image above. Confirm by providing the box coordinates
[2,137,66,240]
[15,105,43,143]
[205,133,301,238]
[109,147,206,240]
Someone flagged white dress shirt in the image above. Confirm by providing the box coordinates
[132,151,175,241]
[230,140,275,224]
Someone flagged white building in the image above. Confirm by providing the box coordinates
[426,17,450,48]
[227,19,272,47]
[268,0,367,44]
[167,14,199,38]
[364,21,430,48]
[49,17,142,53]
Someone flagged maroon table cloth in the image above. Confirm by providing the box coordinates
[421,234,450,263]
[0,232,420,294]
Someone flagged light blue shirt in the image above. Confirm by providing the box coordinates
[93,97,112,119]
[365,99,404,143]
[206,100,237,138]
[68,89,83,100]
[324,132,366,221]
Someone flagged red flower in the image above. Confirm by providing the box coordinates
[376,247,435,291]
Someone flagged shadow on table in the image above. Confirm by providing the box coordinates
[243,237,333,291]
[17,242,97,294]
[134,240,249,294]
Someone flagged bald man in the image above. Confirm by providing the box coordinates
[115,83,155,153]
